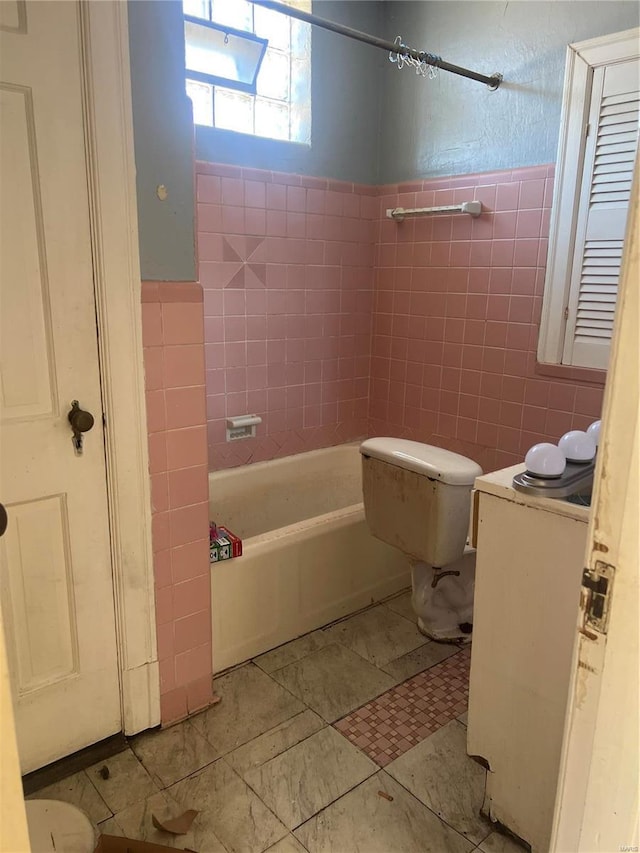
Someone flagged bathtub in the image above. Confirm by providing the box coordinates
[209,442,410,672]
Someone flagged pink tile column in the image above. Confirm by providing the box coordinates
[369,165,605,470]
[142,280,214,725]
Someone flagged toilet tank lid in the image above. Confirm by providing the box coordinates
[359,438,482,485]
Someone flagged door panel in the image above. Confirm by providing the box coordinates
[0,84,56,420]
[3,496,78,693]
[0,1,121,772]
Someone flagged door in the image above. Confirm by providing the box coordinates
[0,1,121,773]
[0,534,30,852]
[550,164,639,848]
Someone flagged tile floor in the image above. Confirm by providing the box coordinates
[29,591,528,853]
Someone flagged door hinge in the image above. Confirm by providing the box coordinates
[585,122,591,138]
[581,560,614,634]
[564,305,569,321]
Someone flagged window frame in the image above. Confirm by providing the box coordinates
[184,14,268,95]
[537,27,639,369]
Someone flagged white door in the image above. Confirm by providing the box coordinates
[550,165,639,848]
[0,0,121,773]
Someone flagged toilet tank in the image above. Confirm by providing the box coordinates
[360,438,482,567]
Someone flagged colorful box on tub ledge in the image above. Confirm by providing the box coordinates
[210,522,243,563]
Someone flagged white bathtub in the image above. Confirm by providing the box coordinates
[209,443,410,672]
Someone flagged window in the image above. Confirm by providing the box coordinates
[538,28,639,371]
[184,0,311,143]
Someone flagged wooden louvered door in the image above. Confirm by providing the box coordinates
[563,57,639,369]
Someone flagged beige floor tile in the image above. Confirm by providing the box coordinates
[190,663,304,753]
[324,605,426,667]
[269,643,395,723]
[227,710,325,777]
[382,640,460,681]
[265,835,309,853]
[386,720,490,844]
[132,719,219,787]
[86,749,159,814]
[384,590,415,623]
[96,816,121,836]
[295,771,474,853]
[458,710,469,726]
[102,789,226,851]
[168,758,288,853]
[479,830,530,853]
[254,630,333,673]
[28,770,111,824]
[244,726,377,829]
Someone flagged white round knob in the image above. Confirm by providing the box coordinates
[587,420,601,447]
[558,430,596,463]
[525,443,566,478]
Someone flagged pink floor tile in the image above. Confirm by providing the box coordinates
[334,647,471,767]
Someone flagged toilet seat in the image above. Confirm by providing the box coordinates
[26,799,97,853]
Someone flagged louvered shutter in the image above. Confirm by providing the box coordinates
[563,58,639,369]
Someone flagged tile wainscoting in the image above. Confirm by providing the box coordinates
[197,162,605,474]
[370,165,605,471]
[196,162,377,470]
[141,281,213,724]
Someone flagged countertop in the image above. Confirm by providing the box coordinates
[474,464,591,523]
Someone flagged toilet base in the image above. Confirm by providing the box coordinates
[417,615,473,644]
[410,549,476,644]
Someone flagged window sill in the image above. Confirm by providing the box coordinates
[535,361,606,386]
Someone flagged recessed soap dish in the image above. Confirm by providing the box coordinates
[226,414,262,442]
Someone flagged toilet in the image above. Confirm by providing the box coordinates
[360,438,482,642]
[25,799,97,852]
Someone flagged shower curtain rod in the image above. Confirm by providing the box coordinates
[248,0,502,89]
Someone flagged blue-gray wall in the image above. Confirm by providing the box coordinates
[127,1,639,278]
[128,1,196,281]
[377,1,640,182]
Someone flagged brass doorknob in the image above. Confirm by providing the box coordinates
[68,400,95,434]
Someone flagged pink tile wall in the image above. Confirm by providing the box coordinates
[369,165,605,471]
[196,162,377,470]
[141,281,214,725]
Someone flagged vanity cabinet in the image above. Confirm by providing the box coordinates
[467,465,590,853]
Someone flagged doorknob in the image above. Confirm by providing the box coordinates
[0,503,7,537]
[68,400,95,454]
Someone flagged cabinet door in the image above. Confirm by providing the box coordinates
[467,493,586,851]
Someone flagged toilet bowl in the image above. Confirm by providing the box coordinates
[360,438,482,642]
[26,799,97,853]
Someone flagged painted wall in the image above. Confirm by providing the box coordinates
[126,1,639,279]
[378,1,640,182]
[195,1,384,184]
[128,1,196,281]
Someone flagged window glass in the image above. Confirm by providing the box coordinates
[209,0,253,31]
[184,0,311,144]
[186,78,214,126]
[258,49,290,101]
[255,97,290,140]
[214,88,255,134]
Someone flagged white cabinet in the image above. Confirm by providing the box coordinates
[467,466,589,852]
